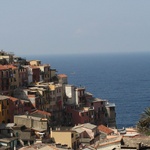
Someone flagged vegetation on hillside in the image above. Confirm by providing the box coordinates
[137,107,150,135]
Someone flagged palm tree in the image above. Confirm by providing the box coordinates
[137,107,150,135]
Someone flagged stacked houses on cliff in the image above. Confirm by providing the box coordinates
[0,50,117,149]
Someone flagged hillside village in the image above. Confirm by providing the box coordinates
[0,50,149,150]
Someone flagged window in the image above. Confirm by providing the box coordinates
[71,133,74,138]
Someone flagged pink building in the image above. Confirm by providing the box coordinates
[57,74,68,84]
[64,85,109,126]
[86,98,107,125]
[31,66,40,83]
[63,105,94,126]
[18,66,28,87]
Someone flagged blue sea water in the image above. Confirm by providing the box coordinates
[26,53,150,128]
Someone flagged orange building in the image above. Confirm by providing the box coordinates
[0,95,10,123]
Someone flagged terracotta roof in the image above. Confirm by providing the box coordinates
[98,125,114,135]
[0,65,18,70]
[58,74,67,78]
[8,65,17,69]
[3,65,17,69]
[0,65,9,70]
[9,96,18,102]
[30,109,51,117]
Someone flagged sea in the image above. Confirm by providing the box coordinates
[26,52,150,128]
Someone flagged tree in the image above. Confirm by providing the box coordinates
[137,107,150,135]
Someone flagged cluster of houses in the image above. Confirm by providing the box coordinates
[0,50,125,150]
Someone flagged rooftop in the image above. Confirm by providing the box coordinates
[14,115,44,121]
[29,60,41,62]
[19,143,68,150]
[73,123,96,130]
[58,74,67,78]
[72,127,85,133]
[0,64,18,70]
[87,97,106,103]
[98,125,114,135]
[83,123,97,130]
[30,109,51,117]
[98,135,122,148]
[105,102,116,107]
[9,96,18,102]
[0,95,9,101]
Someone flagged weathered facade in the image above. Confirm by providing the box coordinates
[14,115,48,132]
[51,128,80,150]
[0,95,10,123]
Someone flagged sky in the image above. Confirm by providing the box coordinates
[0,0,150,56]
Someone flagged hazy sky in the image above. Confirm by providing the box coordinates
[0,1,150,56]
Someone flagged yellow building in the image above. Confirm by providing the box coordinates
[49,83,63,110]
[29,60,41,66]
[51,129,79,149]
[0,95,10,123]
